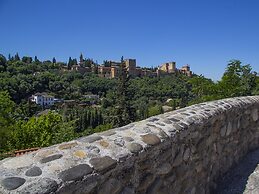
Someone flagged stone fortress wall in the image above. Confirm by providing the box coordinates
[0,96,259,194]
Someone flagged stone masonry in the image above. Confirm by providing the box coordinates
[0,96,259,194]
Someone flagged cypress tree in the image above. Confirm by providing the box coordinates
[52,57,56,64]
[14,52,20,61]
[34,56,40,63]
[68,57,73,70]
[82,110,87,130]
[98,109,103,125]
[86,109,90,129]
[77,114,82,132]
[79,53,84,63]
[116,56,136,127]
[93,108,97,128]
[72,58,77,66]
[89,110,93,128]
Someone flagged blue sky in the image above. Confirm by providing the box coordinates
[0,0,259,80]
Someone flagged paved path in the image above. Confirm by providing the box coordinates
[214,149,259,194]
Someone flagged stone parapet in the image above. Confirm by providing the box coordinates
[0,96,259,193]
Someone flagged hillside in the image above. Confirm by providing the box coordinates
[0,53,258,156]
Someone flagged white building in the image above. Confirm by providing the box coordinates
[31,93,54,106]
[83,94,99,100]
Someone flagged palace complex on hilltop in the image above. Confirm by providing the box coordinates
[68,56,192,78]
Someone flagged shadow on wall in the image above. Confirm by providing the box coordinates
[214,148,259,194]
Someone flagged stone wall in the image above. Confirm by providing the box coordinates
[0,96,259,194]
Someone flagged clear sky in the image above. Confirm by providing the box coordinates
[0,0,259,80]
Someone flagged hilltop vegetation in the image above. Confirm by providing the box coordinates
[0,53,258,155]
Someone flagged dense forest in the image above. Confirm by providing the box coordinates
[0,53,258,157]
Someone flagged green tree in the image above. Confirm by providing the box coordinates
[134,97,148,120]
[188,75,217,104]
[9,112,75,150]
[115,56,136,127]
[72,58,77,66]
[0,91,15,128]
[148,104,163,117]
[8,54,12,61]
[52,57,56,64]
[84,58,94,68]
[22,56,32,64]
[68,57,73,70]
[0,91,15,152]
[34,56,40,63]
[0,54,7,72]
[79,53,84,63]
[14,53,20,61]
[252,76,259,95]
[103,60,111,67]
[218,60,257,97]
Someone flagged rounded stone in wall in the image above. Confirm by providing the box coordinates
[141,134,161,145]
[99,140,109,148]
[127,143,143,153]
[74,150,87,158]
[124,136,134,142]
[156,162,172,175]
[58,142,78,150]
[1,177,26,190]
[58,164,93,181]
[25,166,42,177]
[89,156,117,173]
[40,154,63,163]
[21,178,58,194]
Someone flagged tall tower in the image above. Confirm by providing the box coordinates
[167,62,176,73]
[158,61,176,73]
[124,59,136,76]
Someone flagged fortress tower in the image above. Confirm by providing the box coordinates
[124,59,136,77]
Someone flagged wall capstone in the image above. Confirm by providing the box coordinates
[0,96,259,194]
